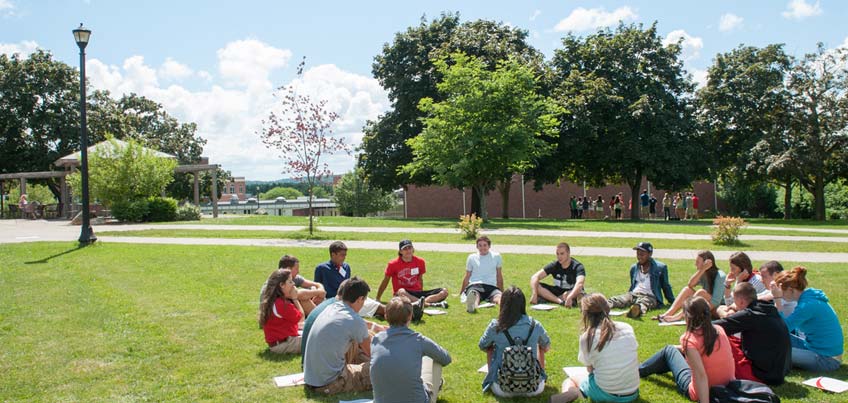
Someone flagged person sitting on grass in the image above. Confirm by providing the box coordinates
[551,293,640,403]
[653,251,725,322]
[607,242,675,319]
[375,239,449,321]
[259,269,304,354]
[259,255,325,317]
[713,282,791,385]
[771,266,844,372]
[303,276,376,395]
[639,296,735,403]
[529,242,585,308]
[716,252,766,319]
[478,286,551,398]
[460,236,503,313]
[315,241,385,318]
[370,297,452,403]
[754,260,797,316]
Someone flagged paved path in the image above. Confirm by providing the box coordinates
[16,222,848,243]
[2,219,847,263]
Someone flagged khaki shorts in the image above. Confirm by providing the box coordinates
[308,341,371,394]
[269,336,301,354]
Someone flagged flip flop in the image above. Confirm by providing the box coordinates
[651,314,666,321]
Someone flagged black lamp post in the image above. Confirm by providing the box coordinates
[74,23,96,245]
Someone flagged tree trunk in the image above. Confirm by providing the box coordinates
[475,184,489,221]
[813,174,826,221]
[499,179,511,219]
[471,187,482,217]
[783,177,792,220]
[629,181,640,221]
[307,186,314,235]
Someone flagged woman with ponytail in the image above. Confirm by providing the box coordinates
[772,266,843,372]
[640,297,735,403]
[551,293,639,403]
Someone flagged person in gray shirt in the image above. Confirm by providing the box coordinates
[371,297,452,403]
[303,277,373,394]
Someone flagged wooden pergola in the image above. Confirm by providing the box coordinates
[1,140,222,218]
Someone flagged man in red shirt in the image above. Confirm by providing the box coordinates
[691,193,700,220]
[376,240,449,316]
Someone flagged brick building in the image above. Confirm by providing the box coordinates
[220,177,246,203]
[404,176,721,219]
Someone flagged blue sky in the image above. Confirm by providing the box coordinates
[2,0,846,180]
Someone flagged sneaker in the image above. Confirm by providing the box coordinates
[430,301,449,309]
[466,290,479,313]
[627,304,642,319]
[412,297,425,322]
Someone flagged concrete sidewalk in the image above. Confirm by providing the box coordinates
[2,219,846,263]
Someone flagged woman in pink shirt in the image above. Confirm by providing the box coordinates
[639,297,735,402]
[259,269,304,354]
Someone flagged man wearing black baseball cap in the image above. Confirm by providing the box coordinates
[607,242,675,318]
[375,239,449,321]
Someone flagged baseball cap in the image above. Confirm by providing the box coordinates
[399,239,413,250]
[633,242,653,254]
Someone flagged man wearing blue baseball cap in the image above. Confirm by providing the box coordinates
[607,242,675,318]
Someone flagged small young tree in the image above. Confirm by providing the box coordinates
[258,58,349,234]
[67,136,177,207]
[333,168,396,217]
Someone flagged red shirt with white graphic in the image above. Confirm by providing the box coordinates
[385,256,426,294]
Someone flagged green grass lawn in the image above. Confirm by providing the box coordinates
[97,229,848,253]
[184,215,848,236]
[1,242,845,402]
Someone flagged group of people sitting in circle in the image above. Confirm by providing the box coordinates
[257,236,843,403]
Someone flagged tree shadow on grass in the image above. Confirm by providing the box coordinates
[24,244,86,264]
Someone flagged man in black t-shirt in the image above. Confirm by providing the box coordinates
[529,242,586,307]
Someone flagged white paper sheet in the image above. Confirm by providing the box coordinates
[339,399,374,403]
[478,364,489,373]
[423,309,447,315]
[477,302,496,309]
[803,376,848,393]
[530,304,557,311]
[273,373,305,387]
[658,320,686,326]
[562,366,590,379]
[609,310,627,316]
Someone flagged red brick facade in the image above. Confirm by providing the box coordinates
[405,177,722,219]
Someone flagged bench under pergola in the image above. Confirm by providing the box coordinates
[1,140,222,218]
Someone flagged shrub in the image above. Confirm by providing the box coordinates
[711,216,747,245]
[458,213,484,239]
[112,199,149,222]
[175,204,202,221]
[146,197,178,222]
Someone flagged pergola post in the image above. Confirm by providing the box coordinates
[211,169,218,218]
[20,178,26,197]
[60,176,69,218]
[193,172,200,206]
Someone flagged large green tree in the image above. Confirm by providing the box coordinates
[697,44,794,217]
[755,44,848,220]
[404,53,560,220]
[538,23,699,220]
[360,14,543,215]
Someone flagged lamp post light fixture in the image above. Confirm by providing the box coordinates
[73,23,96,245]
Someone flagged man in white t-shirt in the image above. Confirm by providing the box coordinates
[459,236,503,313]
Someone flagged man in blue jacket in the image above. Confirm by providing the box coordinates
[607,242,675,318]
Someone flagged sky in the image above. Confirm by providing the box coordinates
[2,0,846,181]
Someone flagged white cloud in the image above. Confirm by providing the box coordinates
[529,9,541,21]
[719,13,744,32]
[782,0,822,20]
[217,39,292,91]
[0,40,38,57]
[85,39,388,180]
[554,6,637,32]
[663,30,703,61]
[0,0,15,17]
[691,68,708,89]
[158,57,194,81]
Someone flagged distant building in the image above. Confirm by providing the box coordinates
[220,177,246,202]
[200,196,338,216]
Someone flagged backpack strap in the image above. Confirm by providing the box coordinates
[503,328,516,346]
[524,320,536,345]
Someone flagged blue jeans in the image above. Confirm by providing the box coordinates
[790,334,841,372]
[639,345,691,398]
